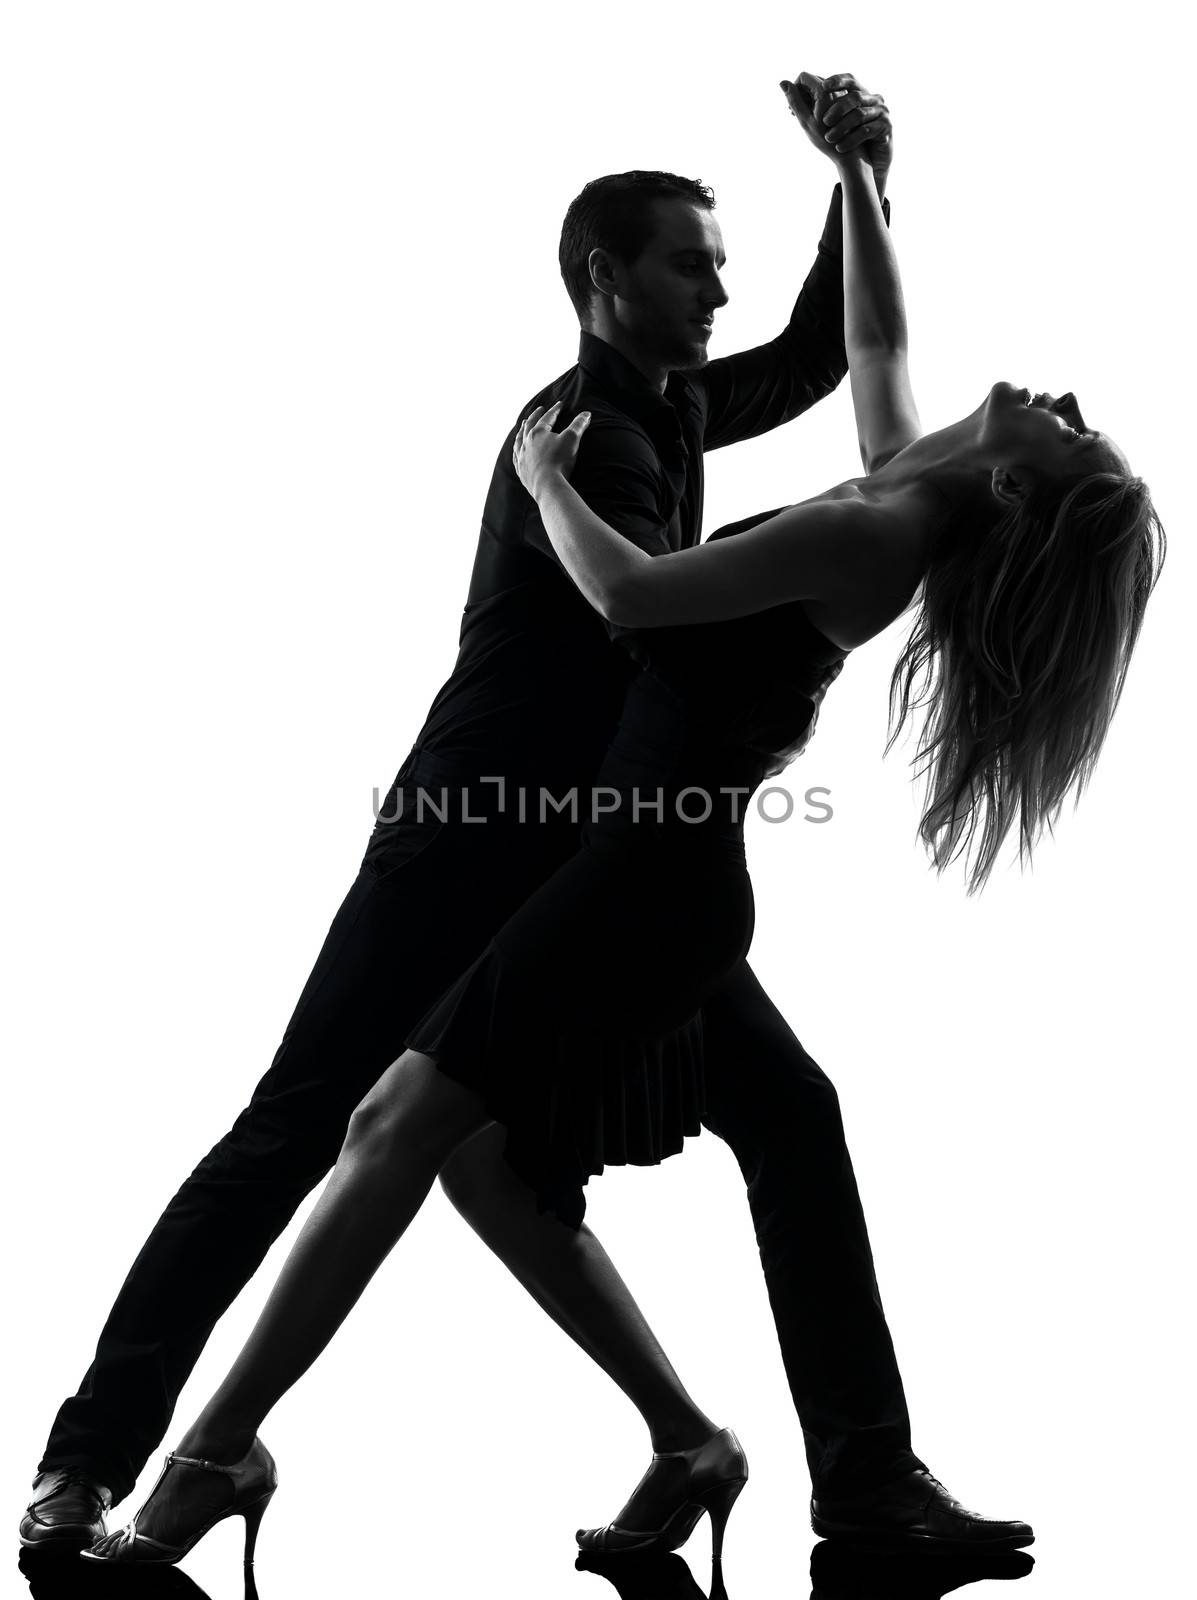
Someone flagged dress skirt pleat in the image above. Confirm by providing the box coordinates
[406,825,751,1229]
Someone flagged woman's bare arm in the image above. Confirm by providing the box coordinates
[786,74,921,472]
[528,448,885,628]
[833,147,921,472]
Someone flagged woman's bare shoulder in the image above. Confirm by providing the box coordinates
[788,484,927,649]
[761,482,912,568]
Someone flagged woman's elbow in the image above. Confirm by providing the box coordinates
[600,574,653,628]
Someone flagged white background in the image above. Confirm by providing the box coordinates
[3,3,1192,1597]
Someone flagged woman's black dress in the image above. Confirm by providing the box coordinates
[406,574,849,1228]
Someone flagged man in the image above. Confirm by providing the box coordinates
[21,71,1031,1556]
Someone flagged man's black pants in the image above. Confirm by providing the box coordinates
[39,754,921,1502]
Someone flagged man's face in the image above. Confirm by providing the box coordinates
[606,199,729,372]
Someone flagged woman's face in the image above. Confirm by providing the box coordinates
[979,381,1127,484]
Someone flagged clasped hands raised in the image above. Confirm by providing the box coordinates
[781,71,893,181]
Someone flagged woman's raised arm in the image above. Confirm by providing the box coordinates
[838,155,922,471]
[788,72,922,472]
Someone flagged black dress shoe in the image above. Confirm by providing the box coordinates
[810,1468,1034,1552]
[19,1470,112,1551]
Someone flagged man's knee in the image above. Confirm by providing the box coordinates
[710,1041,843,1131]
[192,1095,349,1190]
[777,1059,843,1126]
[706,1051,850,1198]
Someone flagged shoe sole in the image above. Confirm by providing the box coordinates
[810,1514,1034,1552]
[18,1531,101,1553]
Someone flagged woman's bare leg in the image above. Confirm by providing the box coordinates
[172,1050,489,1462]
[439,1127,717,1451]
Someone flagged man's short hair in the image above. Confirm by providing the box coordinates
[558,170,716,322]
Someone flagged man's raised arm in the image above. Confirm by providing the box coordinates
[697,72,893,452]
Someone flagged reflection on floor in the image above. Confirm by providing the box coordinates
[806,1542,1034,1598]
[18,1538,1035,1600]
[18,1547,257,1600]
[577,1543,1034,1599]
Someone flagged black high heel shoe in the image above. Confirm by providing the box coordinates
[80,1438,277,1567]
[576,1426,747,1564]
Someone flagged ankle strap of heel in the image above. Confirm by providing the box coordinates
[166,1453,236,1474]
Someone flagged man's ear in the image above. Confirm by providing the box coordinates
[588,246,619,303]
[991,465,1032,507]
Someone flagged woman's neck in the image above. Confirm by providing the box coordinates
[866,411,994,549]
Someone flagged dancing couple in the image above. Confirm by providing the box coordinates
[22,69,1162,1574]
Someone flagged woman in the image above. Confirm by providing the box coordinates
[86,85,1164,1572]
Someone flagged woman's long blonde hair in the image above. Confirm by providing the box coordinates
[887,471,1166,893]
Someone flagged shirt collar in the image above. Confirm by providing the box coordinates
[577,331,697,432]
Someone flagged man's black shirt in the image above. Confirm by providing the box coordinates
[412,187,881,789]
